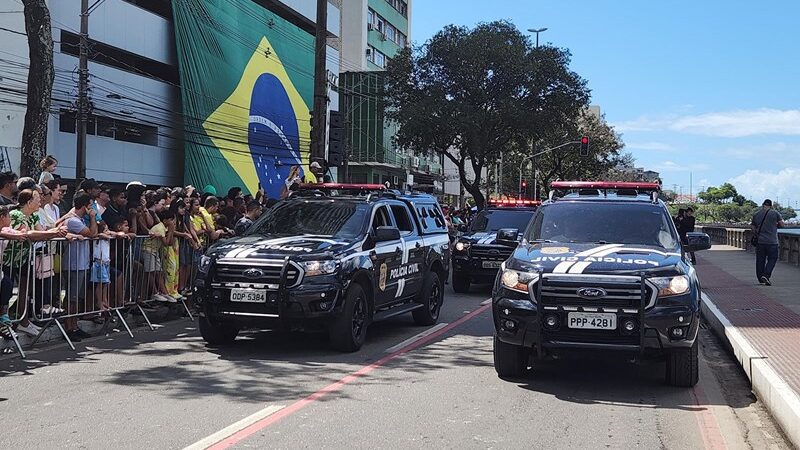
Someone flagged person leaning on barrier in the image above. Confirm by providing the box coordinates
[2,189,67,337]
[60,192,98,342]
[0,205,28,331]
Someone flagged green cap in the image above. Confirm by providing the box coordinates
[203,184,217,195]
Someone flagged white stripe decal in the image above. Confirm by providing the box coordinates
[553,261,575,273]
[554,244,622,273]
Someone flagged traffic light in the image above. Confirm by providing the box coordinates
[327,110,344,167]
[579,136,589,156]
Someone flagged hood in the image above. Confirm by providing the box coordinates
[509,242,683,275]
[209,235,353,260]
[460,232,498,245]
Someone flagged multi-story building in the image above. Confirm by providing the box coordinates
[0,0,341,193]
[339,0,442,190]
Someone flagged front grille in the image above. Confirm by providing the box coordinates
[213,259,301,287]
[544,328,640,346]
[538,277,651,309]
[470,245,514,261]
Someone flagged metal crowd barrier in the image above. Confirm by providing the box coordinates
[2,234,205,358]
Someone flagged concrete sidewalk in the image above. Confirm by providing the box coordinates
[696,245,800,447]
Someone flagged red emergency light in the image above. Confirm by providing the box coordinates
[488,199,542,206]
[296,183,386,191]
[550,181,660,191]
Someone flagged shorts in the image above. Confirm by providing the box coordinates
[63,270,88,304]
[91,262,111,284]
[142,251,162,273]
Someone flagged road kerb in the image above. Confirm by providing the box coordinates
[701,292,800,447]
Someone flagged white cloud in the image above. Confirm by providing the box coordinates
[625,142,674,152]
[652,160,710,172]
[728,167,800,206]
[615,108,800,137]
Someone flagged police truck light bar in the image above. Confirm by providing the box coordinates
[550,181,661,191]
[488,199,542,206]
[297,183,386,191]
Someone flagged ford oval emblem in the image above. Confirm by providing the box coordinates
[577,287,607,299]
[243,268,264,279]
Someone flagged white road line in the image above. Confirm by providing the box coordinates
[481,298,492,305]
[384,323,449,353]
[183,404,285,450]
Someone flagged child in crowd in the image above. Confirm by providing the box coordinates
[38,155,58,185]
[140,209,174,303]
[91,222,114,312]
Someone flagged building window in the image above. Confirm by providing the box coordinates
[385,23,396,42]
[59,109,158,146]
[397,31,406,47]
[385,0,408,17]
[374,50,386,68]
[367,9,374,27]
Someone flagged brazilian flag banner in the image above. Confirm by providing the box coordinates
[171,0,314,197]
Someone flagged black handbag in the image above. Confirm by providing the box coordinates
[751,210,770,246]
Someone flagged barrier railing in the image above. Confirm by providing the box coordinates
[1,234,205,358]
[697,226,800,266]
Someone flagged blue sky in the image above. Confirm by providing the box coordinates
[411,0,800,207]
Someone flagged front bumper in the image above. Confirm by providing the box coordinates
[452,254,504,281]
[194,273,346,327]
[492,293,700,355]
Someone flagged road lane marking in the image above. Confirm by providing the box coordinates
[690,385,728,450]
[204,304,492,450]
[384,323,449,353]
[184,404,285,450]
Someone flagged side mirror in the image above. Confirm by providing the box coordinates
[374,226,401,242]
[685,232,711,252]
[496,228,520,247]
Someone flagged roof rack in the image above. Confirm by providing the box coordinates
[549,181,661,203]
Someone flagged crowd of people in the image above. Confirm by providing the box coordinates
[0,155,273,344]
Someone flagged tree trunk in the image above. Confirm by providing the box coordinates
[20,0,54,178]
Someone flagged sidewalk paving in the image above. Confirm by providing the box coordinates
[696,245,800,446]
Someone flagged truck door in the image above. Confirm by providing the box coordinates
[388,202,424,299]
[371,205,403,306]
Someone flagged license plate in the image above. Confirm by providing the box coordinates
[567,312,617,330]
[482,261,502,269]
[230,289,267,303]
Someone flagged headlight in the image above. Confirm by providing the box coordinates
[455,242,470,252]
[500,268,540,294]
[650,275,690,297]
[301,260,338,277]
[198,255,212,273]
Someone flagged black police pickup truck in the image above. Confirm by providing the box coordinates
[491,182,711,387]
[452,200,539,292]
[195,184,451,352]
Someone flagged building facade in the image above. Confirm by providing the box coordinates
[338,0,442,190]
[0,0,340,191]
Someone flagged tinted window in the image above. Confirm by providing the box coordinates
[525,203,679,248]
[390,204,414,233]
[470,209,534,233]
[250,202,367,239]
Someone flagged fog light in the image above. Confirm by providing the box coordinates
[503,319,516,330]
[678,316,684,323]
[670,327,687,338]
[545,316,557,327]
[319,301,331,311]
[212,290,222,301]
[268,293,279,303]
[623,320,636,332]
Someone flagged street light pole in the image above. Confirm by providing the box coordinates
[519,140,580,200]
[527,27,548,48]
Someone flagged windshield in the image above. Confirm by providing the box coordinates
[470,209,535,233]
[249,201,367,239]
[525,203,679,248]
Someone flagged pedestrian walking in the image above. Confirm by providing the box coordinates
[751,199,786,286]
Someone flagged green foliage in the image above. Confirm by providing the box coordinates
[384,21,591,209]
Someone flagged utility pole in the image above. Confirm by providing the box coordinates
[311,0,328,171]
[76,0,89,180]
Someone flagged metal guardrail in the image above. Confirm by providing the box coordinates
[696,226,800,266]
[1,235,203,358]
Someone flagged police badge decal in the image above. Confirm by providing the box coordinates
[379,263,387,291]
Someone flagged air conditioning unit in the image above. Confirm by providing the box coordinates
[411,156,420,168]
[367,23,374,31]
[365,48,372,57]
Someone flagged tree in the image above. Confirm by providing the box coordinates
[698,182,739,204]
[20,0,54,178]
[384,21,590,210]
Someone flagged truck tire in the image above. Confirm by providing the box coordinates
[452,271,471,294]
[413,272,443,326]
[329,283,369,352]
[199,316,239,346]
[493,334,527,378]
[665,340,699,387]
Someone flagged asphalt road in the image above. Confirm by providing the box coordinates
[0,288,790,450]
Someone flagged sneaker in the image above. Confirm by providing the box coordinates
[66,330,83,342]
[0,326,17,340]
[16,322,42,336]
[763,277,772,286]
[172,293,187,302]
[759,276,769,285]
[41,305,66,317]
[0,314,11,326]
